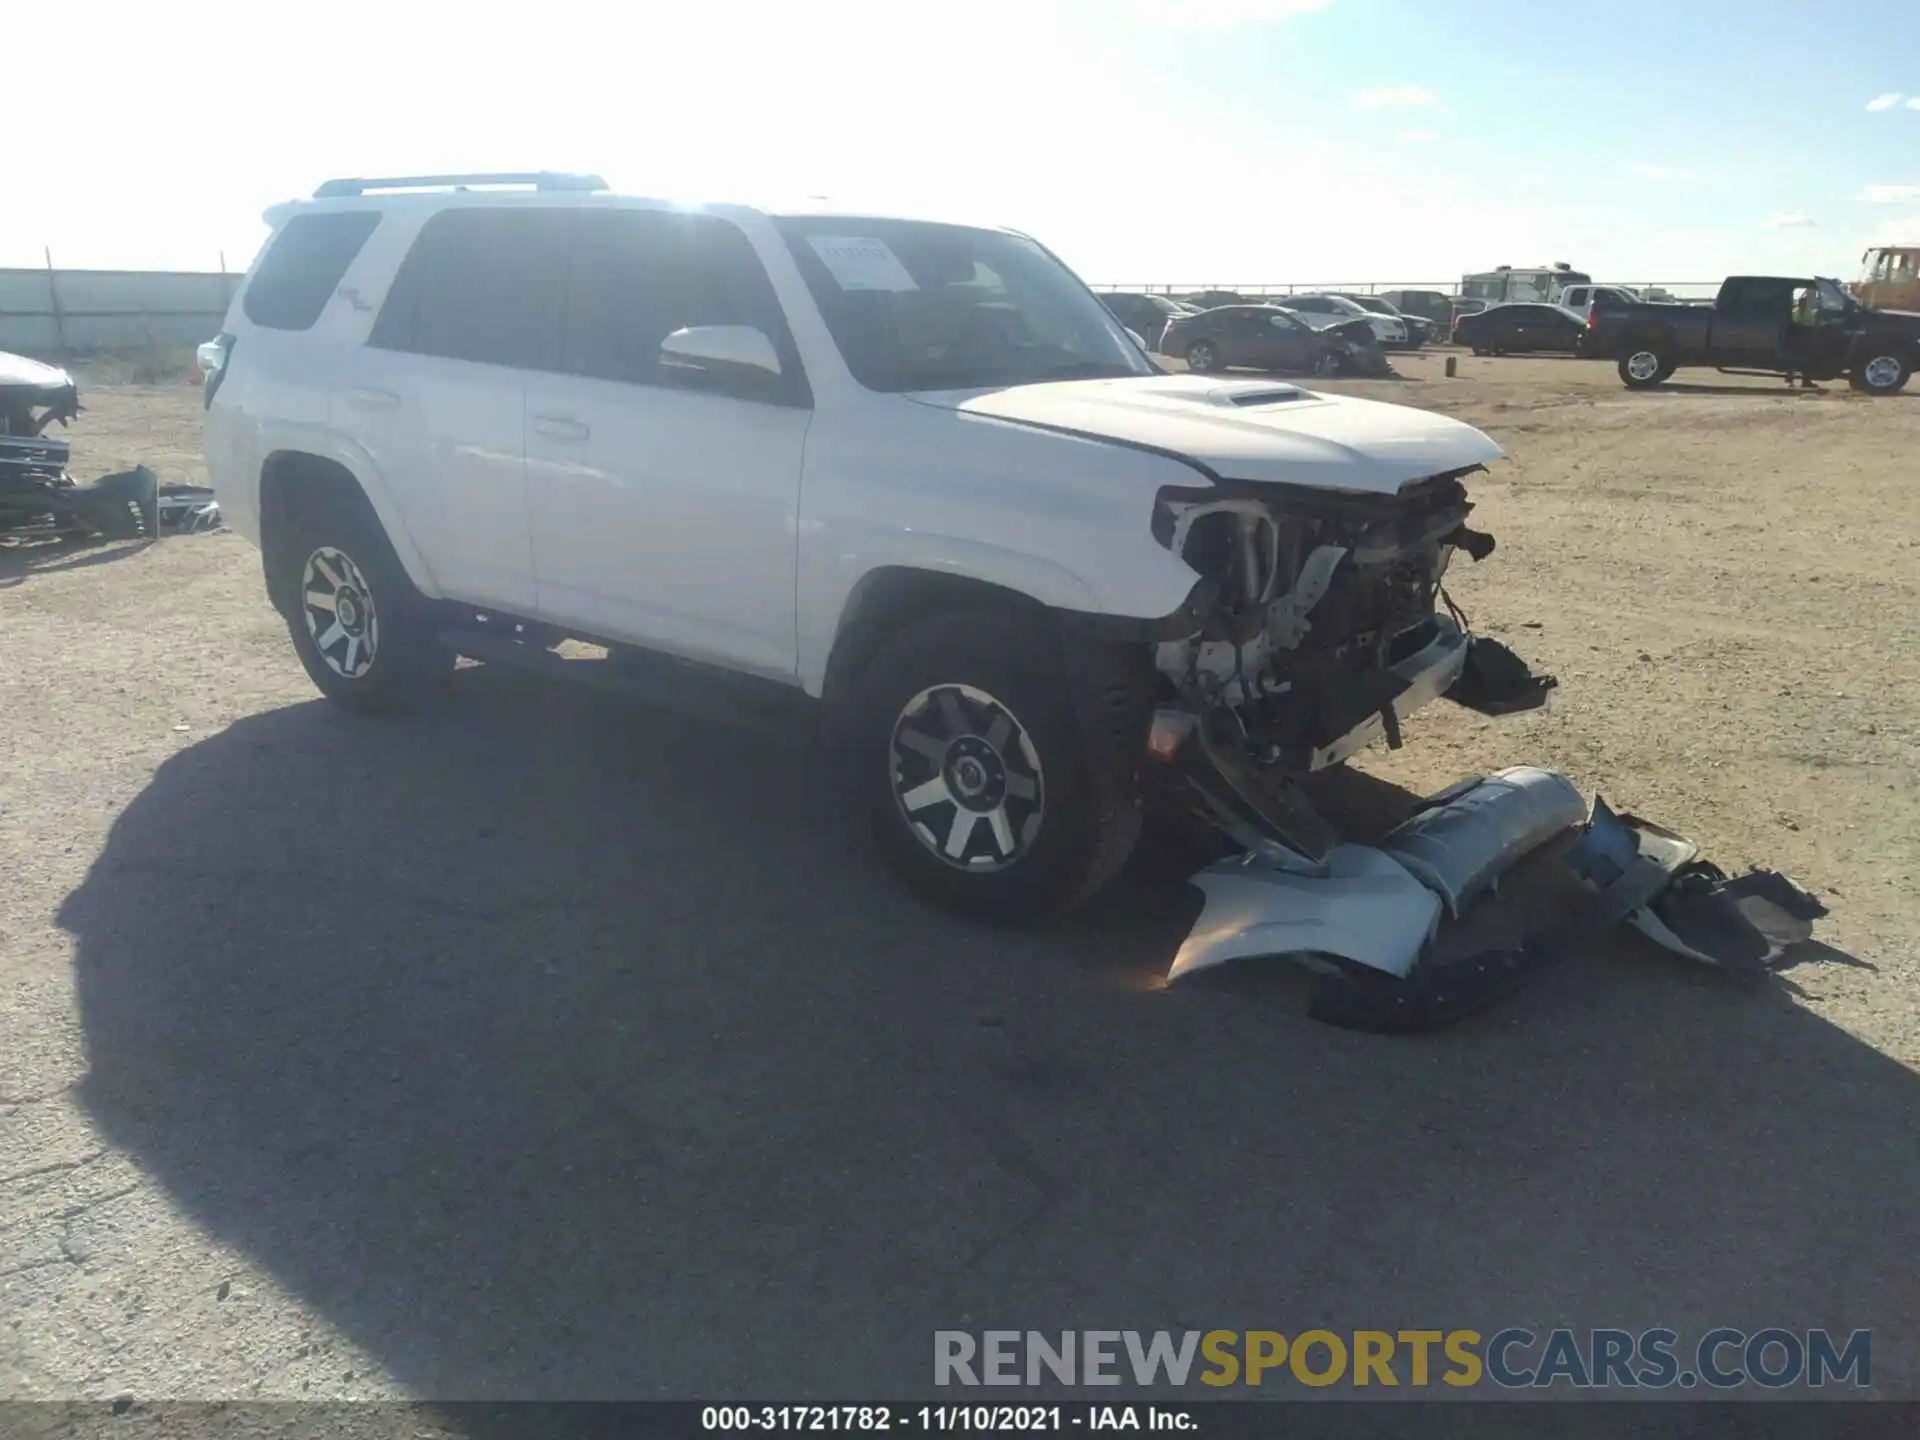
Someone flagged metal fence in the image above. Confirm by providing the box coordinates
[1092,280,1725,302]
[0,258,237,356]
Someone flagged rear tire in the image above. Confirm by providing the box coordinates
[1619,347,1671,389]
[843,607,1145,924]
[1849,352,1911,394]
[275,493,453,715]
[1185,339,1220,373]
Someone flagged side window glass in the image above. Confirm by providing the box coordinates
[369,208,569,369]
[243,211,380,331]
[562,211,798,402]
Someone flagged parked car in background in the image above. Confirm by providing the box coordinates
[1162,304,1387,376]
[1278,293,1409,348]
[1588,274,1920,393]
[1378,289,1455,329]
[1557,284,1641,314]
[1099,292,1185,351]
[1452,303,1591,356]
[1336,294,1432,347]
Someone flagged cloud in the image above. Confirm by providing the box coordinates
[1859,184,1920,203]
[1353,85,1437,109]
[1764,211,1815,229]
[1867,92,1904,111]
[1866,214,1920,247]
[1395,130,1437,143]
[1628,163,1695,180]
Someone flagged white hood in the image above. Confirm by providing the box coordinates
[0,350,74,390]
[913,374,1505,495]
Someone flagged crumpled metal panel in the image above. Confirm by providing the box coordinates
[1381,765,1589,917]
[1169,843,1442,982]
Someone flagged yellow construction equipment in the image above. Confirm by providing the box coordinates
[1852,246,1920,312]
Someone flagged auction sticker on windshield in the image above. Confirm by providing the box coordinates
[807,235,920,292]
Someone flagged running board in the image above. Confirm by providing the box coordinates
[437,627,817,747]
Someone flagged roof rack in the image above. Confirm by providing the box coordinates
[312,171,609,199]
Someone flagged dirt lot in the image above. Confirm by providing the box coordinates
[2,356,1916,1405]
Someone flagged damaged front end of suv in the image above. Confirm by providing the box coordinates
[1146,464,1551,860]
[1137,454,1822,1031]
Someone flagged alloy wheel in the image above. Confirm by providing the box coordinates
[1863,355,1903,390]
[301,546,380,680]
[889,683,1045,871]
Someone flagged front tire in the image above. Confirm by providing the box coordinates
[844,607,1144,924]
[1619,347,1671,388]
[275,494,452,715]
[1850,352,1911,394]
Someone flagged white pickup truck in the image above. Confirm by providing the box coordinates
[201,172,1556,932]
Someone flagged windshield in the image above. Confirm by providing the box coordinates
[774,218,1153,392]
[1347,296,1395,314]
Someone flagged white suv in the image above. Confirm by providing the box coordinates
[202,172,1550,922]
[1272,293,1410,347]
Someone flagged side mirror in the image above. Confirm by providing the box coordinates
[659,326,782,383]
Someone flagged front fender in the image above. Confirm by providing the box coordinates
[798,536,1121,697]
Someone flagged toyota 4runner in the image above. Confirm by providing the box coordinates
[201,172,1555,925]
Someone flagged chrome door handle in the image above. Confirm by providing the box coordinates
[345,387,400,411]
[532,414,591,442]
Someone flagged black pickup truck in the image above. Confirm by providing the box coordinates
[1586,275,1920,394]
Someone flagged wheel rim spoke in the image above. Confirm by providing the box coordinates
[944,809,982,859]
[899,775,952,812]
[986,806,1015,858]
[316,619,346,651]
[937,690,970,737]
[895,727,947,763]
[1005,772,1038,802]
[304,588,337,613]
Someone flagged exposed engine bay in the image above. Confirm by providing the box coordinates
[1145,465,1553,868]
[1136,465,1826,1030]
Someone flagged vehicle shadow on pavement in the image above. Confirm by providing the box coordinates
[60,670,1919,1401]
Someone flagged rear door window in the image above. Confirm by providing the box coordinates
[243,211,381,331]
[370,208,571,370]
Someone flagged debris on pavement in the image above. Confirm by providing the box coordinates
[1169,766,1830,1032]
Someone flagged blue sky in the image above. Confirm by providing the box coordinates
[9,0,1920,286]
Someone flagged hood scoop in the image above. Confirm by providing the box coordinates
[1224,386,1307,407]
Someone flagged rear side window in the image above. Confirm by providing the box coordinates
[371,208,571,370]
[243,211,380,331]
[560,209,800,401]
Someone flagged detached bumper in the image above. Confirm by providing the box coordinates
[1168,768,1827,1033]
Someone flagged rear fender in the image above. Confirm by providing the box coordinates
[260,425,442,600]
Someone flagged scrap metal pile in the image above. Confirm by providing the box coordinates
[1,351,220,545]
